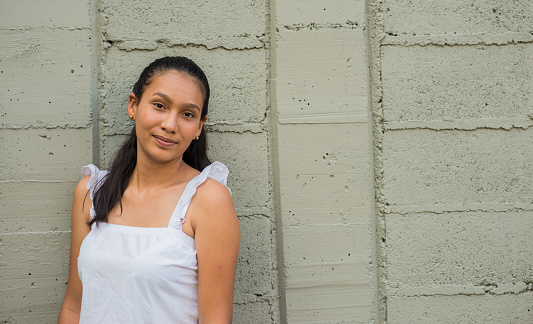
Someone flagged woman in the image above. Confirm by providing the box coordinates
[58,56,240,323]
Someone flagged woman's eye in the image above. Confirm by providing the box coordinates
[154,103,164,109]
[183,112,194,118]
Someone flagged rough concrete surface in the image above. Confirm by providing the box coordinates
[0,0,93,322]
[382,44,533,130]
[0,30,92,129]
[0,129,92,181]
[388,294,533,323]
[276,0,365,27]
[0,0,90,29]
[0,181,75,233]
[277,123,371,226]
[103,0,268,49]
[2,0,532,323]
[382,128,533,211]
[273,0,376,320]
[383,0,533,35]
[386,211,533,290]
[276,28,368,125]
[374,0,533,322]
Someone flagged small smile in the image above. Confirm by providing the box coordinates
[153,135,177,145]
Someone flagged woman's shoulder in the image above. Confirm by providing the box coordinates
[74,174,91,196]
[197,178,231,200]
[79,164,109,195]
[200,161,229,186]
[193,163,234,213]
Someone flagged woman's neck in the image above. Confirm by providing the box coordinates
[130,157,193,191]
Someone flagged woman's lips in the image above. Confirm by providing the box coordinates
[153,135,177,146]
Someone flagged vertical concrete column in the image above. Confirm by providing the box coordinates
[271,1,377,322]
[375,0,533,322]
[97,1,279,322]
[0,0,94,322]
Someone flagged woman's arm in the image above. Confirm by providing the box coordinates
[192,179,240,324]
[58,176,92,324]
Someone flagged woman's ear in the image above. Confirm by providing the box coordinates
[128,93,138,120]
[196,115,207,137]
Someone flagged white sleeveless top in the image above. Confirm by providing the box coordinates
[77,162,230,324]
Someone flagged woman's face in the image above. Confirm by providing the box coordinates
[128,70,206,165]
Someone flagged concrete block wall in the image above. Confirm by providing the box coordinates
[272,0,377,322]
[0,0,94,322]
[369,0,533,322]
[2,0,532,323]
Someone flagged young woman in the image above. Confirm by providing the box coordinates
[58,57,240,324]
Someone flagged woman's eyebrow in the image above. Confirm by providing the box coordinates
[152,92,200,111]
[152,92,172,101]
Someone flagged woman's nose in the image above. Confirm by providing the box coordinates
[160,112,178,133]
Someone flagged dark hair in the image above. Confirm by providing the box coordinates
[90,56,211,225]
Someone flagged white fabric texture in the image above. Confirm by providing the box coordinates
[77,162,229,324]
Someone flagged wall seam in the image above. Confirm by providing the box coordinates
[268,0,287,322]
[366,0,387,322]
[364,0,381,322]
[90,0,102,165]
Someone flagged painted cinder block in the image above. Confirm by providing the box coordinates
[285,284,373,323]
[0,232,70,321]
[278,123,370,175]
[0,0,90,29]
[0,277,68,322]
[283,224,371,278]
[381,44,533,128]
[0,232,69,279]
[282,224,374,322]
[0,181,75,233]
[383,0,533,35]
[235,216,273,297]
[0,129,92,181]
[102,0,267,48]
[276,29,368,124]
[277,123,372,226]
[388,294,533,324]
[0,30,92,128]
[382,128,533,211]
[100,47,268,136]
[279,173,370,226]
[207,131,270,210]
[276,0,365,26]
[386,211,533,290]
[100,134,128,168]
[233,300,273,324]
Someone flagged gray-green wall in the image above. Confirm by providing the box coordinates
[1,0,531,323]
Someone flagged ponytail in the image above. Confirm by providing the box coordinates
[90,127,137,225]
[183,128,210,171]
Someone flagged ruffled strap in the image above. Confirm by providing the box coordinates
[169,161,230,230]
[81,164,109,219]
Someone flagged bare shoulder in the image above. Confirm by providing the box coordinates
[75,174,91,193]
[196,178,232,204]
[190,178,237,228]
[73,175,92,221]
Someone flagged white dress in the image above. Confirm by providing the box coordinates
[77,162,230,324]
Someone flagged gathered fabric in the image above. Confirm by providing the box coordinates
[77,162,229,324]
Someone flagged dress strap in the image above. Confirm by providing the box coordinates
[168,161,230,230]
[81,164,109,219]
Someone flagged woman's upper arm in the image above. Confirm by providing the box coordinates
[58,175,92,323]
[192,179,240,324]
